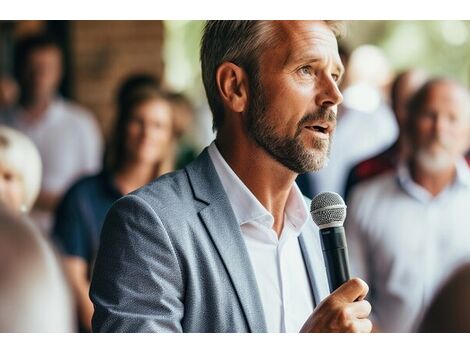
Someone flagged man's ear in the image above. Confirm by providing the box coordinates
[215,62,249,113]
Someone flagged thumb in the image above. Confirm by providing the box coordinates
[332,277,369,303]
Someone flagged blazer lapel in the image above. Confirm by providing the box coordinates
[186,149,267,333]
[298,224,331,307]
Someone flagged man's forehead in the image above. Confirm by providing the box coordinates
[425,82,470,113]
[428,82,466,102]
[268,21,344,72]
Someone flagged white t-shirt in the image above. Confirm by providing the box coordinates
[0,97,103,235]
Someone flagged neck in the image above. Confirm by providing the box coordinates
[114,161,159,195]
[216,128,297,237]
[20,95,54,121]
[409,158,456,197]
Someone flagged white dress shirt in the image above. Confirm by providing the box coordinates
[208,142,314,333]
[346,158,470,332]
[0,97,103,235]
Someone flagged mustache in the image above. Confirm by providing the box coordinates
[295,108,336,137]
[426,134,453,150]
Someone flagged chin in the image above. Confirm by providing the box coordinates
[415,149,455,173]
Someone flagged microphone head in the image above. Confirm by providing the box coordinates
[310,192,347,229]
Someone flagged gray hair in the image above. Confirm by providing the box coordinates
[200,20,346,131]
[0,126,42,212]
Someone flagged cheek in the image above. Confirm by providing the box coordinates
[416,120,433,140]
[12,180,24,201]
[453,125,470,150]
[126,124,141,142]
[2,179,24,205]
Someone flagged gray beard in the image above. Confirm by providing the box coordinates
[415,148,455,174]
[245,83,334,174]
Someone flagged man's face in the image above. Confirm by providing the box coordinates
[22,47,62,101]
[245,21,344,174]
[413,82,470,172]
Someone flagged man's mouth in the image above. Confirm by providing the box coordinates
[304,121,332,139]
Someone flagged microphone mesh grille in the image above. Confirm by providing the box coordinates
[310,192,347,227]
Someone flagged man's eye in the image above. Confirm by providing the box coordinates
[299,66,312,76]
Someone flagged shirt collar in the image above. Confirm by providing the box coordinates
[14,96,63,127]
[207,141,309,234]
[396,156,470,202]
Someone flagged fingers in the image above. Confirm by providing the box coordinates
[346,299,372,319]
[333,277,369,303]
[351,318,373,333]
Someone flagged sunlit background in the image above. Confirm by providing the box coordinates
[2,20,469,146]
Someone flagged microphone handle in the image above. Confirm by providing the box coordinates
[319,226,351,292]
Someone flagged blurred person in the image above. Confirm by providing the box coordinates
[53,75,175,332]
[344,69,429,200]
[346,78,470,332]
[297,45,398,198]
[0,125,41,213]
[419,263,470,332]
[0,34,103,235]
[91,21,372,333]
[166,92,199,169]
[0,204,74,332]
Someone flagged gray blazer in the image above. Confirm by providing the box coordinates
[90,148,330,332]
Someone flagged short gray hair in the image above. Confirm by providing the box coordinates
[200,20,346,131]
[0,126,42,211]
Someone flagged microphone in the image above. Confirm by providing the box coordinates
[310,192,350,293]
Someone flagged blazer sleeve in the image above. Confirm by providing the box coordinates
[90,194,185,332]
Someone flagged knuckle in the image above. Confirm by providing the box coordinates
[337,307,351,325]
[346,322,357,333]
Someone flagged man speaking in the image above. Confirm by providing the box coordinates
[90,20,372,333]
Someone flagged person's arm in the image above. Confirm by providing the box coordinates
[63,256,94,332]
[90,194,185,332]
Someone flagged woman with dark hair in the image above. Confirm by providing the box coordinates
[52,74,175,332]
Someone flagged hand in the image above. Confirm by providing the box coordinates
[300,277,372,333]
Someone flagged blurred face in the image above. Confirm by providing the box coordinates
[125,98,173,166]
[0,162,24,212]
[412,82,470,173]
[22,47,62,101]
[246,21,344,173]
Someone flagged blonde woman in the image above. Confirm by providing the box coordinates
[0,125,42,214]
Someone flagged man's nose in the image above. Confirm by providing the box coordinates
[315,76,343,109]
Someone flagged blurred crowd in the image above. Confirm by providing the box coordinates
[1,27,470,333]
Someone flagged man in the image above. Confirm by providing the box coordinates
[0,35,103,235]
[91,21,371,333]
[344,69,428,200]
[346,78,470,332]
